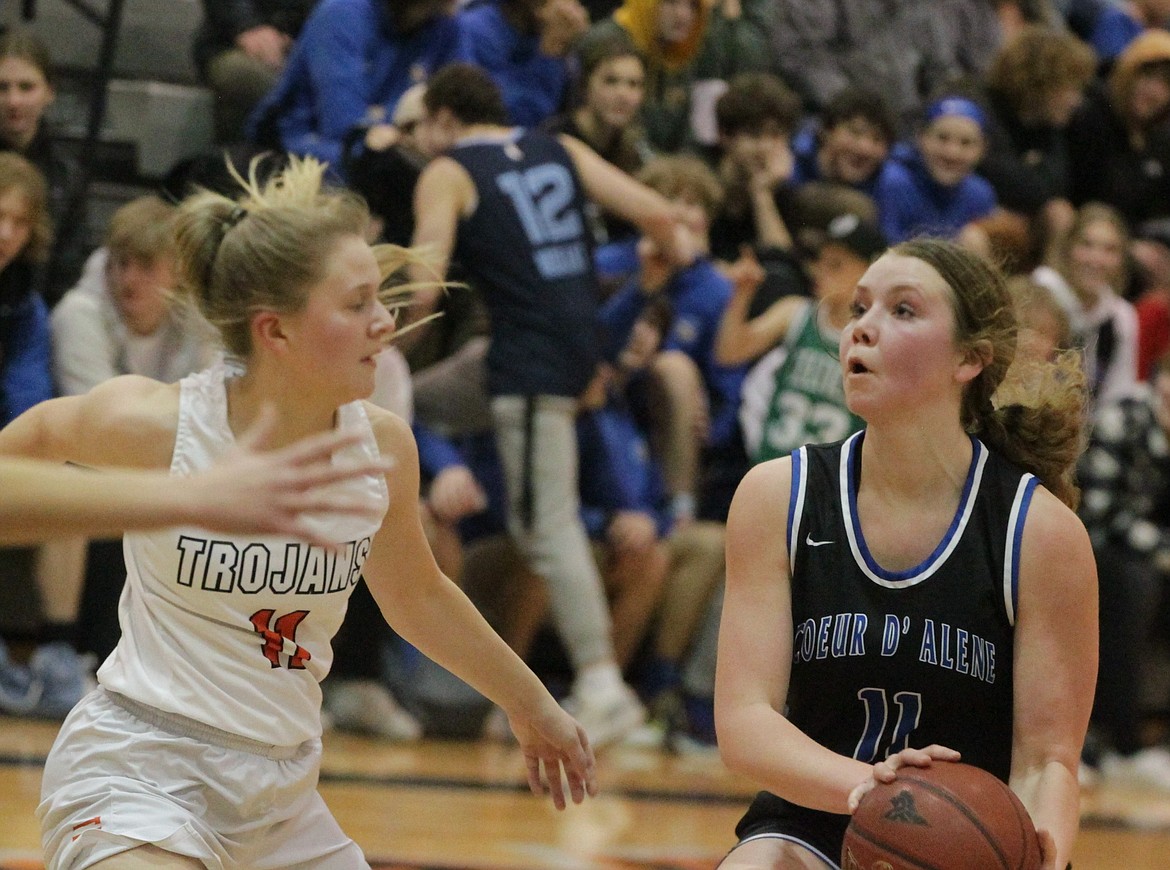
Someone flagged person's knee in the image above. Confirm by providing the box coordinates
[650,350,704,400]
[671,520,725,558]
[205,50,278,103]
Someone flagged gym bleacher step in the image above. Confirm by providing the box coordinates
[50,75,213,183]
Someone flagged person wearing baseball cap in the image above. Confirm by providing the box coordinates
[821,211,888,263]
[717,210,886,465]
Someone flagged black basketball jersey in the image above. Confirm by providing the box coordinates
[448,129,599,398]
[735,430,1038,863]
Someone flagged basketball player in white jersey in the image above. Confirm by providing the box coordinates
[0,416,390,546]
[0,156,596,869]
[715,239,1096,870]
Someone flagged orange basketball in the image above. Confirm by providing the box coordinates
[841,762,1042,870]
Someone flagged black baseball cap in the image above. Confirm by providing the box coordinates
[822,213,888,262]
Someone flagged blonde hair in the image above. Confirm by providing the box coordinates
[1109,29,1170,126]
[892,238,1086,508]
[106,195,177,262]
[1054,202,1131,294]
[637,154,724,220]
[1008,274,1072,352]
[173,155,440,358]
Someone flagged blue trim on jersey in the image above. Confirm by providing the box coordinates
[1005,474,1038,626]
[788,447,807,578]
[843,432,988,586]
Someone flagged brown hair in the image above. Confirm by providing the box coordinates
[423,63,508,127]
[1009,274,1073,352]
[715,72,802,138]
[820,86,898,147]
[892,238,1086,508]
[986,25,1096,117]
[106,196,177,262]
[637,154,724,221]
[578,30,645,85]
[0,152,51,264]
[0,28,54,86]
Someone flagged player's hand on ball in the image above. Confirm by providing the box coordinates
[508,701,598,810]
[1037,827,1059,870]
[847,744,962,812]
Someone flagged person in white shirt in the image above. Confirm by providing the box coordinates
[52,195,217,394]
[1031,202,1141,414]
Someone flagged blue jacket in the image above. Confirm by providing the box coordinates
[444,410,671,544]
[597,245,747,449]
[874,149,996,243]
[578,400,672,540]
[246,0,469,173]
[458,0,568,128]
[0,265,52,426]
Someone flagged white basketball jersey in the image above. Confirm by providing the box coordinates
[96,362,390,746]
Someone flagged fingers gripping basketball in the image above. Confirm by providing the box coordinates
[842,763,1042,870]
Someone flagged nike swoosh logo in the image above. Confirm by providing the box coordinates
[805,535,834,547]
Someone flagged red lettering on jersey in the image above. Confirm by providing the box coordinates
[250,609,312,669]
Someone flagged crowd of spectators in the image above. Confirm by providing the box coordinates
[4,0,1170,789]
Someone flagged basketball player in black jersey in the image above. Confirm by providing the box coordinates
[715,238,1096,869]
[407,63,695,747]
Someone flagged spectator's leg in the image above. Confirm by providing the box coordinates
[490,394,644,746]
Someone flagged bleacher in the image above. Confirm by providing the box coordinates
[0,0,215,249]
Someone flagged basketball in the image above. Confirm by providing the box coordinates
[841,762,1042,870]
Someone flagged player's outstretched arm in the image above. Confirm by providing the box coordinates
[360,407,597,809]
[0,406,392,546]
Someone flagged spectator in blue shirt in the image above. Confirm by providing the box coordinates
[459,0,588,128]
[874,94,998,245]
[790,86,900,201]
[0,153,51,427]
[246,0,469,175]
[599,155,749,525]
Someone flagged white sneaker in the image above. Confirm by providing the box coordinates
[1100,747,1170,791]
[1078,760,1100,789]
[562,682,646,749]
[322,679,423,742]
[621,718,668,749]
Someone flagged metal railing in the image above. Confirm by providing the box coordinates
[21,0,128,167]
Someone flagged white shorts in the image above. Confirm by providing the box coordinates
[38,688,369,870]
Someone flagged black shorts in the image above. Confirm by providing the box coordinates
[734,790,849,868]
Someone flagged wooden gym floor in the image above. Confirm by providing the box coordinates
[1,717,1169,868]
